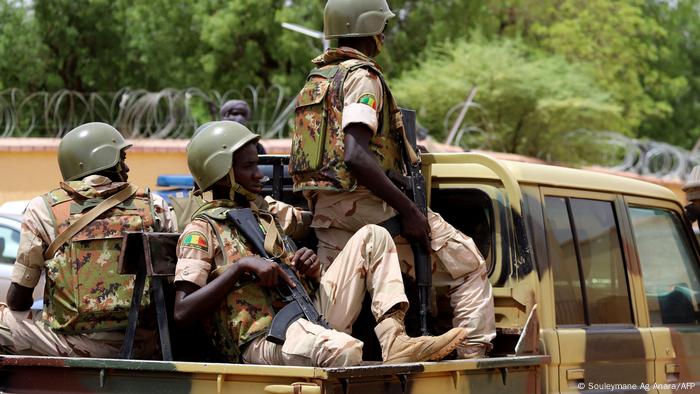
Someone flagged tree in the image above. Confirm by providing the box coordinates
[119,0,203,90]
[33,0,128,91]
[0,1,48,90]
[392,38,625,164]
[529,0,687,133]
[638,0,700,149]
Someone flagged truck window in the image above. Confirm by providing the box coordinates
[544,196,634,326]
[431,189,494,271]
[628,207,700,325]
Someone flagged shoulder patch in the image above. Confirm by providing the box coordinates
[358,94,378,111]
[181,231,209,252]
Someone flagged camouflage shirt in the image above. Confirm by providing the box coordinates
[174,199,296,363]
[11,175,177,334]
[290,47,405,192]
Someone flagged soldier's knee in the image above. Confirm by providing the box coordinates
[331,339,363,367]
[359,224,392,243]
[320,333,363,367]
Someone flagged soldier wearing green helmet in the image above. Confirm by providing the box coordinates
[174,121,466,365]
[289,0,496,359]
[0,122,177,358]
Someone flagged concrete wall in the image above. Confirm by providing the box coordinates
[0,138,687,207]
[0,138,293,206]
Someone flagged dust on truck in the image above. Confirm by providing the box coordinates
[2,152,699,394]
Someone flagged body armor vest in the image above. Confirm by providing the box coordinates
[42,181,155,334]
[290,58,404,192]
[192,202,282,362]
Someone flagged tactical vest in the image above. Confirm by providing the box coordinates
[290,59,404,192]
[193,202,283,363]
[41,181,156,334]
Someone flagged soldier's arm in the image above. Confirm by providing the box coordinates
[8,197,51,311]
[174,257,294,327]
[173,258,252,328]
[172,221,293,328]
[344,125,428,247]
[344,125,417,217]
[263,196,312,241]
[151,193,179,232]
[341,69,429,246]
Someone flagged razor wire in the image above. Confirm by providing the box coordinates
[558,130,700,181]
[0,87,295,139]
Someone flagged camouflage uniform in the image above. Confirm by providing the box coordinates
[0,175,176,358]
[290,48,496,349]
[175,199,408,367]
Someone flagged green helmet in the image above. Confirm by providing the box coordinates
[324,0,395,39]
[187,121,260,193]
[58,122,131,181]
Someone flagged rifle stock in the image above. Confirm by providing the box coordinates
[227,208,330,345]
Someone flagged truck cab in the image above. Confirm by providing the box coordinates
[426,153,700,393]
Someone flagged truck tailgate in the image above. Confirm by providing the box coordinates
[0,354,549,394]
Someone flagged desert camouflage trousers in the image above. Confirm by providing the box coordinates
[0,304,156,358]
[243,225,408,367]
[306,188,496,347]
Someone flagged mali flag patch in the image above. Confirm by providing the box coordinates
[182,231,208,252]
[358,94,378,110]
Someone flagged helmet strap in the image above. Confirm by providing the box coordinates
[372,35,384,55]
[227,168,257,202]
[114,162,127,182]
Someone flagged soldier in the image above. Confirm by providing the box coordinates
[173,121,466,366]
[289,0,495,358]
[0,122,177,358]
[220,100,251,126]
[220,99,266,154]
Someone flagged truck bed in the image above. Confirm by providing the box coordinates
[0,354,549,394]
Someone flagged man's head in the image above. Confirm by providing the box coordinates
[220,100,251,126]
[324,0,394,56]
[58,122,131,182]
[187,120,261,200]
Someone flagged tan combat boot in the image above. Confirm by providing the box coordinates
[374,311,468,363]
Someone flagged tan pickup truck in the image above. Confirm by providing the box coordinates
[1,152,698,394]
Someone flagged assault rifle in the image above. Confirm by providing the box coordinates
[385,108,432,336]
[227,208,330,345]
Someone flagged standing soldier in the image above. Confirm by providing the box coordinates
[289,0,495,358]
[0,122,177,358]
[173,121,466,366]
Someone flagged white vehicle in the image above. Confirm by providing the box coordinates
[0,200,29,215]
[0,213,43,307]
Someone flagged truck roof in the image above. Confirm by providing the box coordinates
[428,154,679,202]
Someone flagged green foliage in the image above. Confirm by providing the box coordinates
[4,0,700,158]
[637,0,700,148]
[392,38,625,163]
[0,1,48,90]
[33,0,128,91]
[529,0,687,132]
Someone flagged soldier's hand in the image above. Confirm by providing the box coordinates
[240,256,296,288]
[400,207,431,251]
[292,247,320,280]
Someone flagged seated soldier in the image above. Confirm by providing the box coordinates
[173,121,467,366]
[0,122,177,358]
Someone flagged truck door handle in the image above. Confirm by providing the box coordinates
[666,363,681,382]
[567,368,585,381]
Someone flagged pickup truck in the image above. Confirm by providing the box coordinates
[2,152,698,394]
